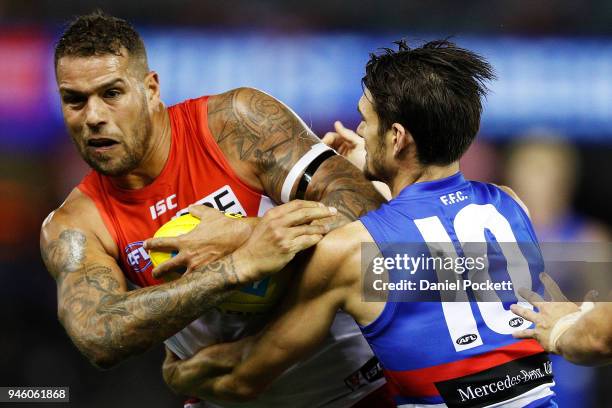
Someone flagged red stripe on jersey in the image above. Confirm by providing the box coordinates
[384,339,544,397]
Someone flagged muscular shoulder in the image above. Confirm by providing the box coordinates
[320,221,373,260]
[207,87,320,202]
[207,86,313,147]
[299,221,372,297]
[42,188,101,235]
[208,87,286,115]
[41,188,118,266]
[207,87,286,136]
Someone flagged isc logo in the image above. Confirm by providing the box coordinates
[149,186,247,221]
[456,334,478,345]
[150,194,178,220]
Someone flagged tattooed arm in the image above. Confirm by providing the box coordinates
[207,88,386,226]
[41,193,245,369]
[41,191,333,369]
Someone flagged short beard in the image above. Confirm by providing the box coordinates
[84,145,141,177]
[363,141,392,184]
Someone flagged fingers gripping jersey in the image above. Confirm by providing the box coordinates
[77,96,384,408]
[359,173,556,408]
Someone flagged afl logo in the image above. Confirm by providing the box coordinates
[125,241,152,274]
[509,317,524,328]
[456,334,478,345]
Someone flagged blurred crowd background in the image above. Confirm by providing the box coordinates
[1,1,611,407]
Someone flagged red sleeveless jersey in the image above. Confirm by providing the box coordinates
[77,96,274,288]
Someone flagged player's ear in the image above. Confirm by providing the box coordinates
[144,71,161,107]
[391,123,412,158]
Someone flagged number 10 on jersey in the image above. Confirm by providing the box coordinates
[414,204,538,352]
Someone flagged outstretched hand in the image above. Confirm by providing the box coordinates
[510,272,597,353]
[322,121,366,170]
[323,121,391,199]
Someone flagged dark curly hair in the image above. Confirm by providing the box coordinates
[362,39,495,165]
[54,10,148,72]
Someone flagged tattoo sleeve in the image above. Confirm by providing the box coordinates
[208,88,385,225]
[303,155,383,225]
[42,229,242,368]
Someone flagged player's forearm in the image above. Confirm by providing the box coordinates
[207,306,334,400]
[200,352,292,402]
[203,339,327,401]
[556,305,612,366]
[307,156,385,226]
[207,375,263,402]
[63,255,247,368]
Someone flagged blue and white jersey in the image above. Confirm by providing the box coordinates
[359,173,556,408]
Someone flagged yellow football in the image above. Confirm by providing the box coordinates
[149,214,200,276]
[149,213,289,314]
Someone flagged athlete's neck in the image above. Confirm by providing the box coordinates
[390,162,460,198]
[110,107,172,190]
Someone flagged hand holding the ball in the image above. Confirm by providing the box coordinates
[145,205,256,278]
[234,200,336,283]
